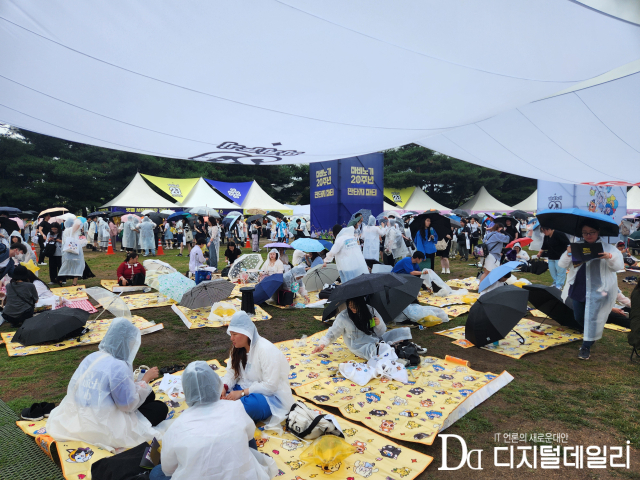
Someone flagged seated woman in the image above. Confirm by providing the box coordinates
[259,249,284,279]
[311,296,425,360]
[9,230,37,266]
[2,265,38,327]
[150,361,276,480]
[189,238,207,274]
[220,312,294,426]
[116,252,146,286]
[305,251,324,269]
[275,265,310,305]
[47,318,168,452]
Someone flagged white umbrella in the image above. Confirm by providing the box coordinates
[160,209,175,215]
[85,287,132,319]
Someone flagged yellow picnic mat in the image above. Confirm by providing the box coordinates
[295,355,513,446]
[446,277,479,290]
[604,323,631,333]
[440,304,472,318]
[100,279,149,292]
[529,309,548,318]
[418,291,478,307]
[1,316,163,357]
[230,282,258,297]
[121,292,178,310]
[172,299,271,329]
[50,285,87,300]
[435,319,583,359]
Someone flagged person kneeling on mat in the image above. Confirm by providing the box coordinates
[150,361,276,480]
[220,312,294,427]
[47,318,168,452]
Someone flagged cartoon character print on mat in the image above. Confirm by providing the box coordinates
[342,396,354,401]
[414,432,431,440]
[408,387,424,395]
[380,420,395,433]
[343,428,357,437]
[426,381,440,388]
[360,386,372,393]
[33,427,47,435]
[390,396,407,406]
[420,399,434,407]
[335,386,350,394]
[370,409,387,417]
[319,462,341,474]
[439,374,454,380]
[406,421,421,429]
[286,460,305,470]
[399,410,418,417]
[392,467,412,478]
[365,393,380,403]
[282,439,303,451]
[459,389,474,397]
[432,364,445,372]
[256,437,268,448]
[66,447,94,463]
[452,382,464,388]
[379,444,402,460]
[346,403,360,414]
[352,440,367,454]
[313,395,330,403]
[425,410,443,420]
[308,372,319,379]
[353,461,378,478]
[387,384,399,391]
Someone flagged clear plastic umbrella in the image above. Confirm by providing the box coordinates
[85,287,132,319]
[143,259,177,274]
[157,272,196,303]
[189,206,221,218]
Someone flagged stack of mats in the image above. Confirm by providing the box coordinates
[49,285,87,301]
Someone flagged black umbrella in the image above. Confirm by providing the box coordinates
[246,214,264,223]
[0,217,20,234]
[12,308,90,346]
[145,212,164,224]
[180,279,236,309]
[108,211,124,218]
[267,211,285,220]
[410,212,451,242]
[0,206,21,215]
[537,208,618,237]
[20,210,38,218]
[370,274,423,322]
[470,214,483,221]
[452,209,470,217]
[492,216,518,227]
[511,210,530,220]
[522,284,582,331]
[465,285,529,347]
[87,211,108,217]
[321,273,408,322]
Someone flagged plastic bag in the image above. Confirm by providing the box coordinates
[420,269,452,297]
[293,335,308,348]
[462,295,477,305]
[300,435,357,472]
[211,301,237,317]
[417,315,444,328]
[394,303,449,324]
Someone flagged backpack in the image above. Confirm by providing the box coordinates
[628,285,640,359]
[285,401,344,440]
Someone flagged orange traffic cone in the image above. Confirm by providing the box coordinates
[245,238,251,249]
[31,242,37,256]
[106,237,115,255]
[157,238,164,256]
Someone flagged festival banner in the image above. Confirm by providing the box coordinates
[141,175,199,200]
[383,187,415,208]
[204,179,254,206]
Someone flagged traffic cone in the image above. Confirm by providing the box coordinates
[157,238,165,256]
[31,242,37,256]
[245,238,251,249]
[106,238,115,255]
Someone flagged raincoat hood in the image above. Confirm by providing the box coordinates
[64,218,75,229]
[227,311,260,347]
[367,216,376,226]
[283,265,306,285]
[98,317,141,366]
[9,230,23,244]
[267,248,280,261]
[336,225,355,241]
[183,361,222,407]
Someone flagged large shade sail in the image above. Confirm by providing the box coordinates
[1,0,639,172]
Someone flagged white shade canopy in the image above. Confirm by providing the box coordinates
[510,190,537,212]
[628,186,640,213]
[101,173,177,209]
[2,0,639,176]
[401,187,451,212]
[458,186,512,213]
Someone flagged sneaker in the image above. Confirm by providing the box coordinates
[47,281,54,285]
[578,346,591,360]
[20,402,54,421]
[177,253,183,257]
[412,343,428,356]
[441,268,446,274]
[39,262,47,266]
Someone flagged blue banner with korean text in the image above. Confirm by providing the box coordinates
[310,153,384,234]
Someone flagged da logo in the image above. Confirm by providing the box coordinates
[189,141,304,164]
[391,192,402,202]
[227,188,242,199]
[547,194,562,209]
[167,184,183,197]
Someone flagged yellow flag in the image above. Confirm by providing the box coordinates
[141,175,199,200]
[383,187,416,208]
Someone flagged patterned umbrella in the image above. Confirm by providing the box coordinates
[228,254,264,282]
[157,273,196,303]
[303,264,339,292]
[180,279,235,309]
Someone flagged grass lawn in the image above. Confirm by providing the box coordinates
[1,239,639,478]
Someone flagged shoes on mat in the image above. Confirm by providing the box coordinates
[160,364,186,375]
[413,343,428,356]
[578,347,591,360]
[21,402,55,421]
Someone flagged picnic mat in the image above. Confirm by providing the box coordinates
[172,298,272,329]
[446,277,479,290]
[435,319,583,359]
[49,285,87,301]
[101,279,149,293]
[295,355,513,446]
[121,292,178,310]
[56,299,98,314]
[604,323,631,333]
[418,291,478,308]
[230,282,258,297]
[1,316,163,357]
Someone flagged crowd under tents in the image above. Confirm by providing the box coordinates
[457,186,513,214]
[101,173,177,210]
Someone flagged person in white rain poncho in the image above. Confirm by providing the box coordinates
[260,248,284,277]
[9,230,37,266]
[323,225,369,283]
[122,216,138,252]
[362,216,387,262]
[97,217,110,251]
[221,312,294,426]
[57,218,89,286]
[150,361,277,480]
[384,217,409,263]
[47,318,168,452]
[138,216,157,256]
[277,265,309,303]
[558,220,624,360]
[312,296,417,360]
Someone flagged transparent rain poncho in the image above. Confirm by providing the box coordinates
[282,265,307,296]
[46,318,159,452]
[384,219,408,259]
[161,361,277,480]
[220,312,294,427]
[58,219,87,278]
[324,226,369,283]
[318,306,412,360]
[97,217,110,245]
[362,216,387,260]
[121,217,138,249]
[9,230,37,265]
[559,239,623,341]
[138,217,157,250]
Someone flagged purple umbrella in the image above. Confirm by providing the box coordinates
[264,242,293,249]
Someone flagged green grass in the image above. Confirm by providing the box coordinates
[1,241,638,477]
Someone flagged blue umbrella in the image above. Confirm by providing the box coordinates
[167,211,191,222]
[317,239,333,251]
[254,274,284,304]
[479,261,523,292]
[537,208,618,237]
[290,238,325,252]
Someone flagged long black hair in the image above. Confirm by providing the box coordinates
[347,296,375,335]
[419,217,432,241]
[125,252,138,263]
[230,338,251,380]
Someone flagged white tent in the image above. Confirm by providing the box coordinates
[401,187,451,212]
[101,173,177,209]
[511,190,537,212]
[3,1,639,180]
[383,201,401,211]
[242,182,292,214]
[177,178,239,209]
[458,186,512,213]
[628,186,640,213]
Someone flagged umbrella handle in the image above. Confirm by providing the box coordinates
[514,330,526,345]
[93,292,124,320]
